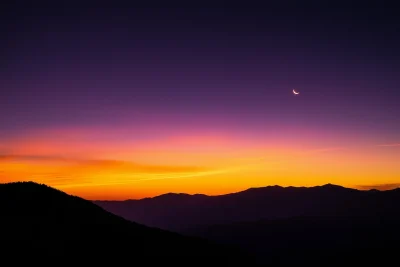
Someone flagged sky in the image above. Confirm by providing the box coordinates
[1,4,400,199]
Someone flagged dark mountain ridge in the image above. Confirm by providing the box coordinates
[0,181,253,265]
[95,183,400,231]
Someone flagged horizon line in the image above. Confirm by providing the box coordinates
[90,182,400,201]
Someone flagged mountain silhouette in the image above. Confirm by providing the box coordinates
[0,182,253,265]
[95,184,400,265]
[95,183,400,232]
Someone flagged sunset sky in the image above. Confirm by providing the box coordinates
[1,4,400,199]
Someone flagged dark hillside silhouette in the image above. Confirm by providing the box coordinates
[0,182,253,265]
[95,184,400,231]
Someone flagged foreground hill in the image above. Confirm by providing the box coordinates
[0,182,252,265]
[95,184,400,231]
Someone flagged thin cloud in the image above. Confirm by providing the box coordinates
[356,183,400,191]
[55,169,230,188]
[0,154,72,162]
[0,154,203,173]
[55,161,280,188]
[0,154,210,187]
[303,147,347,154]
[376,143,400,147]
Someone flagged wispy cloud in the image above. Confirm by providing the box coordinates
[356,183,400,191]
[376,143,400,147]
[303,147,347,155]
[54,161,281,188]
[0,151,282,188]
[0,154,205,172]
[0,154,213,187]
[54,168,235,188]
[0,154,73,162]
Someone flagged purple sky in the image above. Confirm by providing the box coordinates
[1,4,400,151]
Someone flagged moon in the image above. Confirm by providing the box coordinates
[293,89,299,95]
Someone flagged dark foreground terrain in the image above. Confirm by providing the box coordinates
[187,215,400,265]
[96,184,400,265]
[0,182,252,265]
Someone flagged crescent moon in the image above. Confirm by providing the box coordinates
[293,89,299,95]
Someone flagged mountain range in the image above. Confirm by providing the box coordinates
[95,184,400,231]
[95,184,400,265]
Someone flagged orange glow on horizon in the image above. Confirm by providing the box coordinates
[1,126,399,200]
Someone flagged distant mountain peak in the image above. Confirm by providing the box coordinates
[156,192,191,199]
[130,184,356,201]
[138,192,208,202]
[316,183,352,191]
[320,183,344,188]
[239,184,350,195]
[242,185,284,192]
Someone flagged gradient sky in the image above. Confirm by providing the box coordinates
[1,4,400,199]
